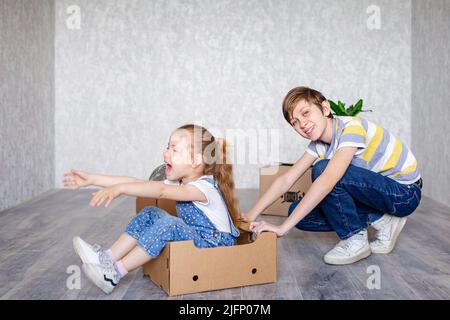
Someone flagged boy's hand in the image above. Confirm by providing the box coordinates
[249,221,288,237]
[90,185,122,207]
[63,169,94,189]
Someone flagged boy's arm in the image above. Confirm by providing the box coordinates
[92,174,146,187]
[278,146,357,234]
[246,151,317,221]
[118,181,207,202]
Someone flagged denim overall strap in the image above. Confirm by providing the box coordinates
[199,177,240,238]
[175,200,237,246]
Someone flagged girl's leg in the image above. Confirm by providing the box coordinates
[120,246,152,273]
[83,215,206,294]
[115,215,202,276]
[106,233,138,261]
[125,206,169,238]
[107,206,171,260]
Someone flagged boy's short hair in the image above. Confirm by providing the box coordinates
[282,86,333,124]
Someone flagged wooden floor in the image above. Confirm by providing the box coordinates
[1,188,449,300]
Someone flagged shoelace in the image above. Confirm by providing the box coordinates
[102,262,117,275]
[92,244,114,266]
[102,261,121,283]
[375,225,391,241]
[336,233,366,251]
[337,239,353,251]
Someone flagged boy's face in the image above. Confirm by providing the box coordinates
[290,100,331,141]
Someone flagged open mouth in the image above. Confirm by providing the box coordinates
[165,163,173,175]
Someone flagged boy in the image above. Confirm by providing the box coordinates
[245,87,422,265]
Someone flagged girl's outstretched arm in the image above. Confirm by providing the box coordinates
[119,181,208,202]
[89,181,207,207]
[63,169,145,188]
[91,173,145,187]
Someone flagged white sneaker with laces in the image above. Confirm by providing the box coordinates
[82,262,121,294]
[324,230,371,265]
[370,214,407,254]
[73,236,104,265]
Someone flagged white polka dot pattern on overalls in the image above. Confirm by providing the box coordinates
[124,177,240,258]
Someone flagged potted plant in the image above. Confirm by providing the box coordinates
[328,99,372,116]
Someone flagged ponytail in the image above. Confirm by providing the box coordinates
[213,139,240,225]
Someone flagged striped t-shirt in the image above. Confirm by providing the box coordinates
[305,116,421,185]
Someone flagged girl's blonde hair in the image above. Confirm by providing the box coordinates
[177,124,240,225]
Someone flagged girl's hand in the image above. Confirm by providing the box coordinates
[63,169,95,189]
[90,185,122,207]
[249,221,288,237]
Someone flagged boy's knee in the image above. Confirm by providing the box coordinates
[311,159,329,181]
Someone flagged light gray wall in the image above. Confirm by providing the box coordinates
[54,0,412,189]
[0,0,55,212]
[412,0,450,206]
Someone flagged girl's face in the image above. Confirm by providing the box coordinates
[163,130,201,181]
[290,100,331,142]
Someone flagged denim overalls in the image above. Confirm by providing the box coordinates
[125,177,240,258]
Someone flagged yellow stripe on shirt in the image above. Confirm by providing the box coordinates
[393,160,417,177]
[342,125,366,137]
[362,124,383,163]
[380,138,403,172]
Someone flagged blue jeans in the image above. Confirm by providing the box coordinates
[288,159,422,240]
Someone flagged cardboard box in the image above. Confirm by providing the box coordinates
[136,197,277,296]
[260,163,313,216]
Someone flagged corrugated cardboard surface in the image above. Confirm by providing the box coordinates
[136,197,176,216]
[260,164,312,216]
[167,232,276,296]
[136,197,277,296]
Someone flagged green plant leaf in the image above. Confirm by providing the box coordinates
[329,100,346,115]
[353,99,363,115]
[346,104,356,116]
[330,98,370,116]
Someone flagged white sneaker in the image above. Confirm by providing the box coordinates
[73,236,104,265]
[324,230,371,265]
[82,262,120,294]
[370,214,407,254]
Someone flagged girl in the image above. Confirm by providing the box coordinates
[63,124,240,294]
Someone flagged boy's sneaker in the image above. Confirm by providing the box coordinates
[370,214,407,254]
[324,230,371,265]
[73,236,111,265]
[82,262,121,294]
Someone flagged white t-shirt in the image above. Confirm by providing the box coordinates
[163,175,232,233]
